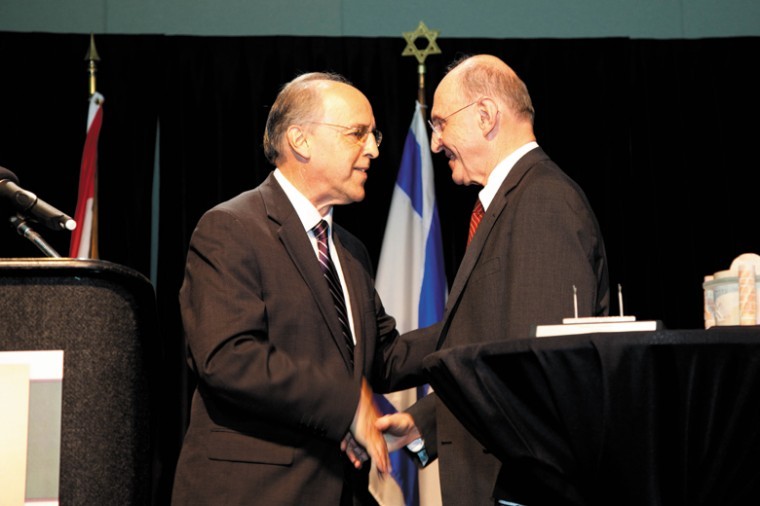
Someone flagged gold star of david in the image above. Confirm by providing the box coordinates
[402,21,441,64]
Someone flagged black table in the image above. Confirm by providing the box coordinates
[423,327,760,506]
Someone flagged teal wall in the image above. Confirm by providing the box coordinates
[1,0,759,38]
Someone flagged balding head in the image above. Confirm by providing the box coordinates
[445,54,535,125]
[263,72,352,165]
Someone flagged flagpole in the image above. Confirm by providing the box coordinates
[86,33,100,98]
[86,34,100,258]
[402,21,441,121]
[417,63,426,116]
[71,34,104,258]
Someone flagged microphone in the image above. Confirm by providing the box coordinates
[0,166,77,231]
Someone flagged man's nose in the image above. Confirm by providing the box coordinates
[430,131,443,153]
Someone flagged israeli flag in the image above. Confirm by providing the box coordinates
[375,101,447,506]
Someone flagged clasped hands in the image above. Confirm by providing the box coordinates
[341,377,420,475]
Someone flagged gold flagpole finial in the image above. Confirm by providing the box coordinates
[401,21,441,118]
[85,33,101,98]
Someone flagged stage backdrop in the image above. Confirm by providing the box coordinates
[1,32,759,505]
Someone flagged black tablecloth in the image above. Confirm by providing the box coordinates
[423,327,760,506]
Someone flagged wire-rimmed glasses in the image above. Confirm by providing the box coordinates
[428,100,480,135]
[308,122,382,147]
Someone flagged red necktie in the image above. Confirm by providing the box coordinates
[467,199,485,247]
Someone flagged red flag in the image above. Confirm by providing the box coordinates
[69,92,104,258]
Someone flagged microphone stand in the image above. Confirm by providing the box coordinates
[9,214,63,258]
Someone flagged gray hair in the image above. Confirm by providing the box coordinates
[263,72,352,164]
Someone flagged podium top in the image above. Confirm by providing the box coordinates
[0,258,156,302]
[0,257,153,285]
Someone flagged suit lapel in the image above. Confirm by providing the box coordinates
[332,230,363,376]
[260,174,355,370]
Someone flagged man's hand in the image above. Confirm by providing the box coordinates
[375,412,421,452]
[341,432,369,469]
[348,377,390,474]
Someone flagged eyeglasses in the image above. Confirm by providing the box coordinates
[308,122,382,147]
[428,99,480,135]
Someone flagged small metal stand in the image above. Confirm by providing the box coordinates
[9,214,62,258]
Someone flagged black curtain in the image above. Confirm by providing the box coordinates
[1,32,759,505]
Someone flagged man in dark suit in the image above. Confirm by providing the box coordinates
[378,54,610,504]
[171,72,436,505]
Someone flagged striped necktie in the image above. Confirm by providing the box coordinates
[312,220,354,369]
[467,198,485,247]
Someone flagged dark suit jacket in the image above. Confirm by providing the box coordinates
[171,173,435,505]
[408,147,610,504]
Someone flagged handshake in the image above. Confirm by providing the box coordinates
[341,378,421,475]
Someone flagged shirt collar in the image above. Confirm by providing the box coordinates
[478,141,539,210]
[273,168,333,233]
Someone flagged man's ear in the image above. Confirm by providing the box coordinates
[478,98,500,137]
[287,125,311,160]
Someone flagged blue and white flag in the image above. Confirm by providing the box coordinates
[373,101,447,506]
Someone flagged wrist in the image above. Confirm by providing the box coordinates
[406,437,429,467]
